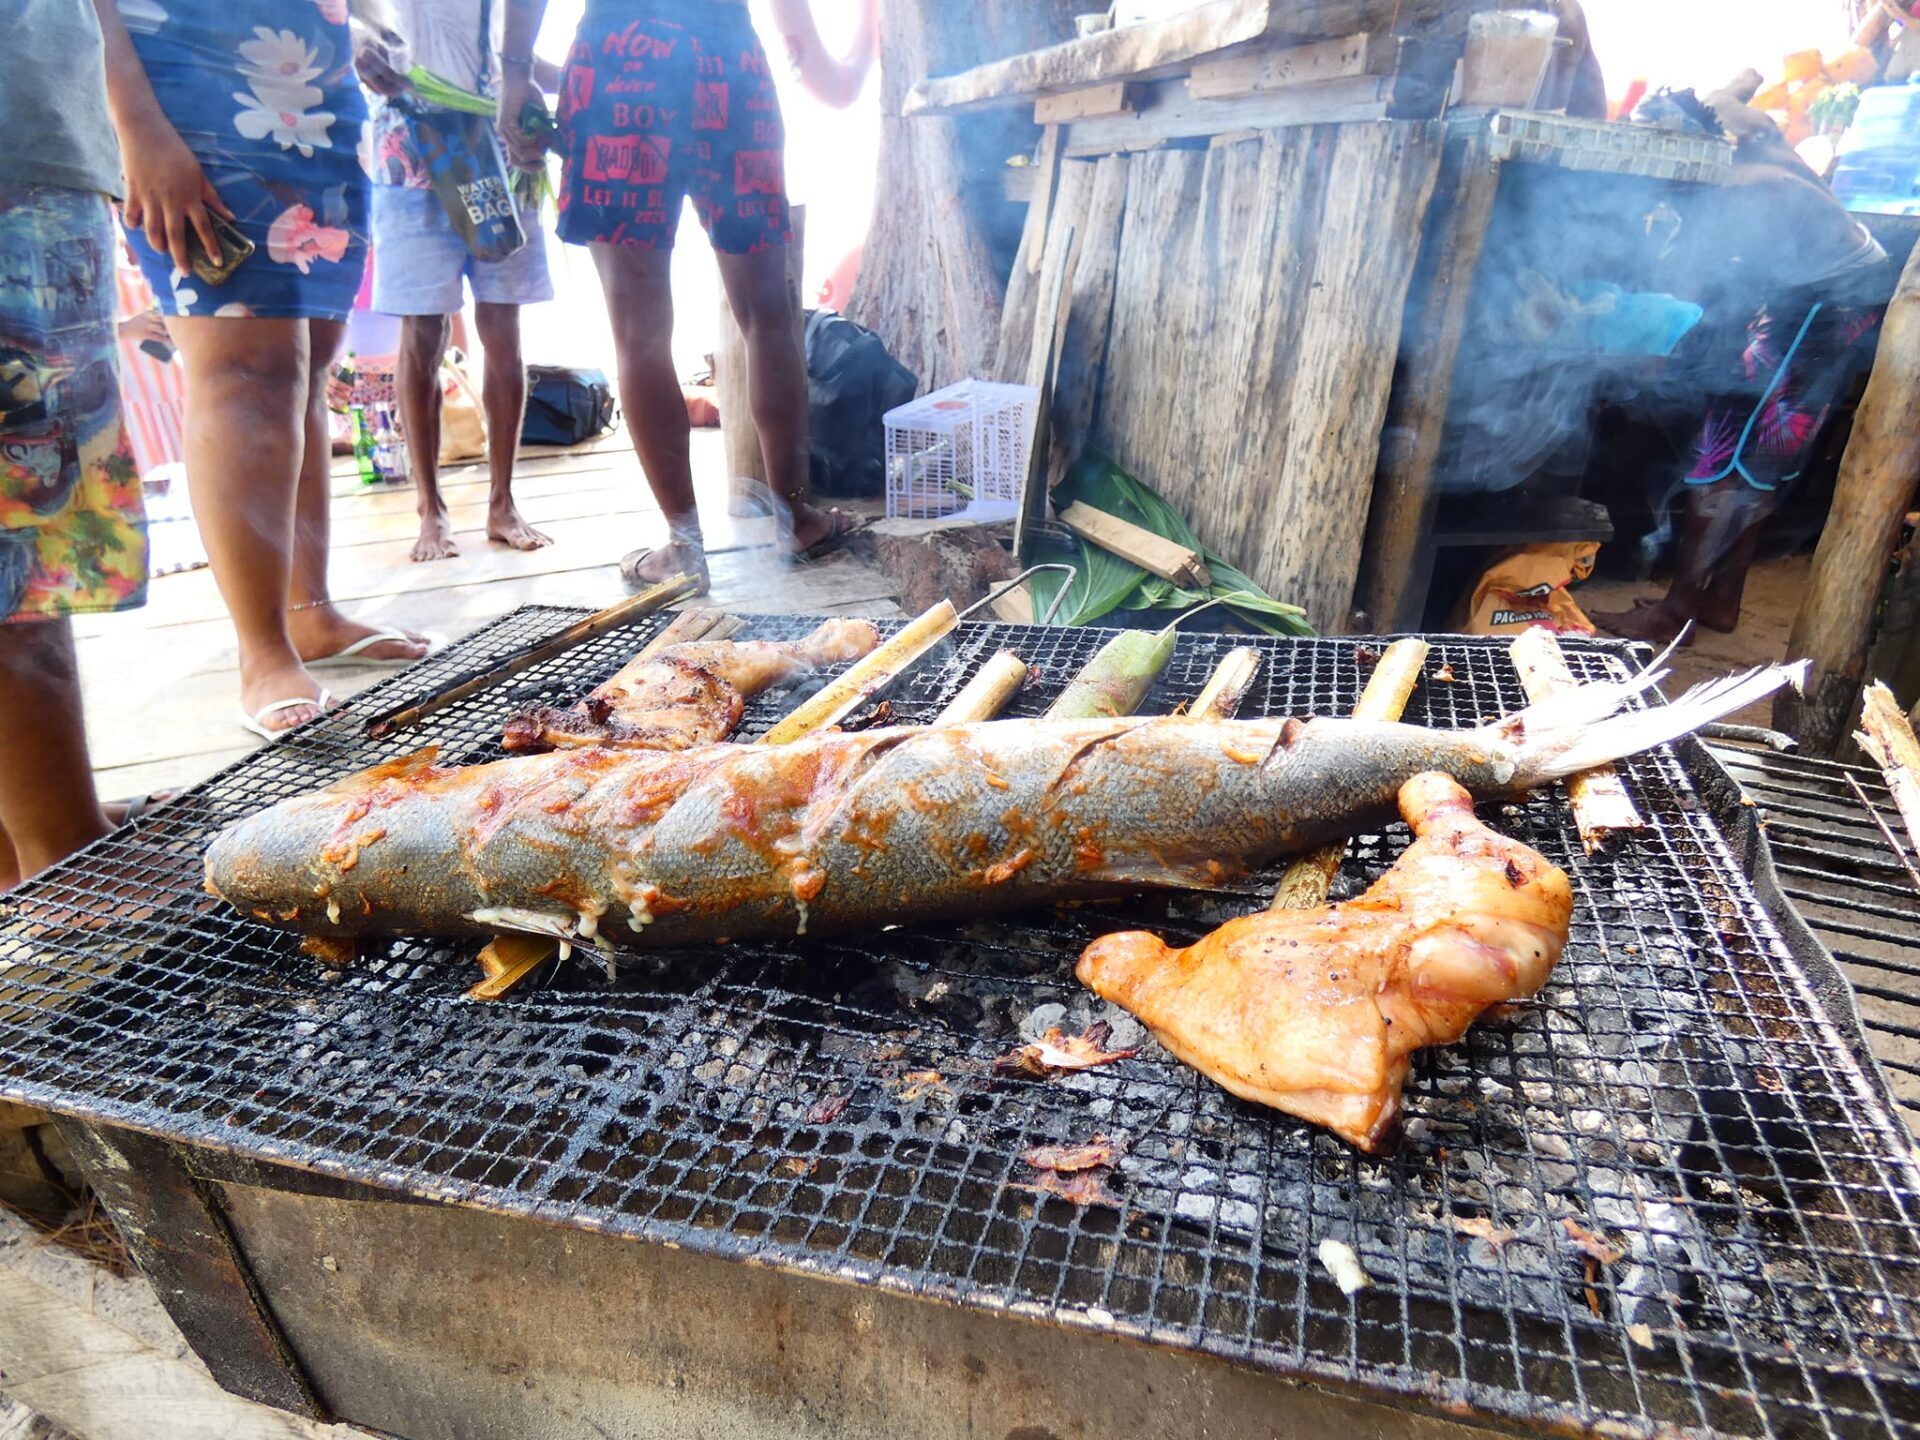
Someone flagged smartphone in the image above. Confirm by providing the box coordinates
[139,337,176,363]
[186,214,256,288]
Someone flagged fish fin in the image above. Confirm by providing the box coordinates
[466,907,577,942]
[1504,661,1808,783]
[324,745,442,793]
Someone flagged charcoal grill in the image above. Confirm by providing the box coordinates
[3,611,1918,1440]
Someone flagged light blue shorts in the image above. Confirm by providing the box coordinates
[370,185,554,316]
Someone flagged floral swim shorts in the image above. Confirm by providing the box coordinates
[0,184,147,624]
[556,1,793,254]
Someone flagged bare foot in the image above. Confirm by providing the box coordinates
[240,658,331,735]
[781,502,863,562]
[487,500,552,552]
[411,506,459,562]
[1590,599,1696,649]
[619,540,709,595]
[290,610,432,666]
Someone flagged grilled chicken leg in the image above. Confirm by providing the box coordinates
[503,618,880,753]
[1077,773,1572,1152]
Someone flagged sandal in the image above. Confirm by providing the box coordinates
[308,629,446,669]
[240,689,333,741]
[620,542,710,596]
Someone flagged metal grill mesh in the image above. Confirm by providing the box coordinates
[2,610,1917,1439]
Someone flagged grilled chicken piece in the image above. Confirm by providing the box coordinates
[502,618,880,753]
[1077,773,1572,1153]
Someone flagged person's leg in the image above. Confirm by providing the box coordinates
[0,619,110,887]
[397,311,458,561]
[286,318,431,663]
[471,301,548,551]
[167,316,331,730]
[590,242,708,589]
[715,247,846,557]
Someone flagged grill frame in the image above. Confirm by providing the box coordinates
[3,609,1918,1440]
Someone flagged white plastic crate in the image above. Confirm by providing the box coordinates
[884,379,1038,521]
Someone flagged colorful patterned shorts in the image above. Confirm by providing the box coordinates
[556,2,792,254]
[0,184,147,624]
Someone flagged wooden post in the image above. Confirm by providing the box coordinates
[1777,241,1920,751]
[716,206,805,518]
[1355,135,1500,633]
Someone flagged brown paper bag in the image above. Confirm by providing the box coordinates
[1453,542,1599,636]
[439,352,488,464]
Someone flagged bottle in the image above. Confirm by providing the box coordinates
[351,403,379,486]
[371,401,409,484]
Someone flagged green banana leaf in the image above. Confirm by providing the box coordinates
[1027,452,1315,636]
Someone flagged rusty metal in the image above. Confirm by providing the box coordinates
[2,612,1918,1439]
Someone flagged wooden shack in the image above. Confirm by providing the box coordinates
[893,0,1758,633]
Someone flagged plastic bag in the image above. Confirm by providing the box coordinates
[1453,542,1599,636]
[407,106,527,262]
[438,351,487,463]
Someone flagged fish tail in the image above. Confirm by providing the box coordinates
[1500,660,1808,785]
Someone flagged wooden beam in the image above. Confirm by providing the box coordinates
[1063,75,1392,157]
[1044,155,1131,491]
[1187,32,1394,98]
[1059,499,1211,588]
[1779,240,1920,751]
[1356,135,1501,632]
[1035,81,1138,124]
[54,1123,325,1419]
[905,0,1452,115]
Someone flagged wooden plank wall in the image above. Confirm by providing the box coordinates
[1074,122,1442,630]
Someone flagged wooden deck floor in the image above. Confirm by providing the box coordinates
[78,428,902,799]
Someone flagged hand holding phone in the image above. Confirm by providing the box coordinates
[186,214,257,288]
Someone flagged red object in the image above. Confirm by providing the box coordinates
[817,242,863,311]
[1612,78,1648,123]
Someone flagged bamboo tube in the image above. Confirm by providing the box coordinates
[1510,628,1648,854]
[1192,647,1262,721]
[1046,628,1176,720]
[759,600,959,746]
[1271,639,1429,911]
[934,651,1030,726]
[1857,680,1920,863]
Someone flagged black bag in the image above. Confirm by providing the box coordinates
[521,365,616,447]
[804,310,918,498]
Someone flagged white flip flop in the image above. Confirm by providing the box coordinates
[308,629,448,669]
[240,688,333,741]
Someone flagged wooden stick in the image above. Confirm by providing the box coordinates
[934,651,1030,726]
[1844,772,1920,896]
[465,934,564,1003]
[1857,680,1920,863]
[759,601,959,747]
[1192,647,1262,720]
[365,573,701,739]
[1271,639,1429,911]
[1058,500,1211,590]
[1510,629,1649,854]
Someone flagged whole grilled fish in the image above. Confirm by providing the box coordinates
[204,663,1798,950]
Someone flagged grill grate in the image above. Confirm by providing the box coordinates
[1711,741,1920,1136]
[2,610,1918,1439]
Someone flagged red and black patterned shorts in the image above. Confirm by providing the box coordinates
[556,2,792,254]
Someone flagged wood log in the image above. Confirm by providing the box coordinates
[716,208,804,518]
[1510,628,1648,853]
[906,0,1458,114]
[1357,134,1501,632]
[1272,638,1428,908]
[850,1,1079,392]
[1857,681,1920,862]
[1058,500,1210,588]
[1778,240,1920,751]
[1186,32,1395,98]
